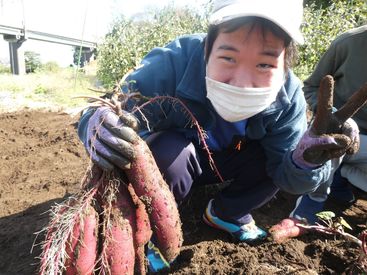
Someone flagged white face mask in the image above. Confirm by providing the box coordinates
[206,76,284,122]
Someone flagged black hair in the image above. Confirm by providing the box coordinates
[204,16,298,71]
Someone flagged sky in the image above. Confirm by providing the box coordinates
[0,0,208,67]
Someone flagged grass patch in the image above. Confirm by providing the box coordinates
[0,65,104,112]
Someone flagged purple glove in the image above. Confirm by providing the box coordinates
[85,107,138,171]
[293,128,340,169]
[343,118,360,154]
[292,118,359,170]
[292,75,364,169]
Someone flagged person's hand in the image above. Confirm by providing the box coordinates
[85,106,138,170]
[339,117,360,155]
[293,75,367,169]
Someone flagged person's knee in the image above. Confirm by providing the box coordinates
[146,131,201,202]
[341,164,367,192]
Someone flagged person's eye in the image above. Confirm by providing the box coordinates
[219,56,236,63]
[257,63,274,69]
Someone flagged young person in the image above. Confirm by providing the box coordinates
[290,25,367,224]
[77,0,358,270]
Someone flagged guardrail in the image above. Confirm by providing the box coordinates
[0,25,23,38]
[0,24,98,74]
[0,24,97,47]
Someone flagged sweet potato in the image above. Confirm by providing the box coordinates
[64,203,98,275]
[104,210,135,275]
[269,218,307,244]
[127,183,152,274]
[103,183,136,275]
[125,137,183,262]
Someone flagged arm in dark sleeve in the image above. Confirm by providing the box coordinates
[77,40,185,143]
[124,35,207,132]
[125,35,205,99]
[261,74,331,194]
[303,41,338,112]
[77,108,95,146]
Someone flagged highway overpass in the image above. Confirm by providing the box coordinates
[0,24,98,74]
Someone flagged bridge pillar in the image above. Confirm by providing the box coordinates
[74,47,96,67]
[3,34,26,75]
[83,47,95,63]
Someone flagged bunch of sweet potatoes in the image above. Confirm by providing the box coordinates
[39,108,183,274]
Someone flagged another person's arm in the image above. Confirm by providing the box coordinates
[257,71,332,194]
[303,40,338,112]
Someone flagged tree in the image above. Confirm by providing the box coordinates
[294,0,367,80]
[24,51,41,73]
[96,5,208,88]
[73,47,96,68]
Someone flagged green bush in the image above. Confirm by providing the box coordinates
[25,51,42,73]
[34,84,50,95]
[96,1,367,86]
[0,63,11,74]
[295,1,367,80]
[40,61,60,73]
[304,0,366,9]
[96,4,208,89]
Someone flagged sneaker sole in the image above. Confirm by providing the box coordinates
[203,212,266,243]
[203,212,223,230]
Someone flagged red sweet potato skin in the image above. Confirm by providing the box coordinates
[64,222,79,275]
[126,138,183,262]
[269,218,307,243]
[102,184,136,275]
[104,209,135,275]
[127,183,152,274]
[64,204,98,275]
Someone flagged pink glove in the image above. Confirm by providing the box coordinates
[292,118,359,169]
[292,128,336,169]
[292,75,365,169]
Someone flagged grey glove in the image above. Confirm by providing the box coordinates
[84,107,138,170]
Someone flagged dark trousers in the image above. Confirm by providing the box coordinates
[146,130,279,224]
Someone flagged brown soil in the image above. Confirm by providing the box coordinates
[0,110,366,274]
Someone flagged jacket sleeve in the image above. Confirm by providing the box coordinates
[303,40,338,112]
[126,39,189,98]
[78,35,207,140]
[260,74,332,194]
[123,35,210,134]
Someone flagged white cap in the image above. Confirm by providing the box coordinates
[209,0,304,44]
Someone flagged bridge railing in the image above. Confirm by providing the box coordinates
[0,24,98,74]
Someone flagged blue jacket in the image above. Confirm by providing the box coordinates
[79,34,331,194]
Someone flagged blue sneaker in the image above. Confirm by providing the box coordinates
[329,168,355,204]
[146,240,170,273]
[203,199,267,242]
[289,195,324,224]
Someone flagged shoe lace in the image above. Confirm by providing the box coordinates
[239,220,257,232]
